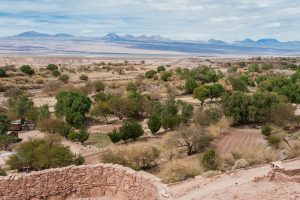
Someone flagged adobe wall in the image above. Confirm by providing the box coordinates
[0,163,173,200]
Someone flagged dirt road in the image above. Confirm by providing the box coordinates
[171,159,300,200]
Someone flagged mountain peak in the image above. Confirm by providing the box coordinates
[16,31,51,37]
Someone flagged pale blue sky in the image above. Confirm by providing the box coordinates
[0,0,299,41]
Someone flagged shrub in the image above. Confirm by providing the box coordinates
[158,161,200,183]
[20,65,34,75]
[267,134,281,149]
[201,170,221,178]
[0,168,6,176]
[227,66,237,73]
[0,68,6,77]
[52,70,61,77]
[118,120,144,142]
[147,115,162,134]
[201,149,219,171]
[126,82,137,92]
[229,77,248,92]
[185,78,198,94]
[108,129,122,143]
[194,107,223,127]
[102,145,160,170]
[93,80,105,92]
[79,74,89,81]
[157,65,166,73]
[145,70,157,79]
[46,64,58,71]
[232,159,249,170]
[58,74,69,83]
[160,71,172,82]
[261,126,272,137]
[76,129,89,144]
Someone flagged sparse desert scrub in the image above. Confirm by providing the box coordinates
[85,133,112,148]
[157,158,202,183]
[102,144,160,170]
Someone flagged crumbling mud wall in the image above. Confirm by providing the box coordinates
[0,163,173,200]
[268,168,300,183]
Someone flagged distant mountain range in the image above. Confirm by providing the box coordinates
[1,31,300,56]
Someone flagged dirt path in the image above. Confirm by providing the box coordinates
[170,159,300,200]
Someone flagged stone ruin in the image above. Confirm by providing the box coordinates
[0,163,173,200]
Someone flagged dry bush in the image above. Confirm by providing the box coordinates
[201,170,221,178]
[157,159,201,183]
[43,81,63,96]
[102,144,160,170]
[107,81,122,89]
[134,74,144,86]
[34,78,44,84]
[206,117,232,137]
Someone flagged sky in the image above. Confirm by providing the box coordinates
[0,0,299,41]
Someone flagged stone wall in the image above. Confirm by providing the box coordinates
[0,164,173,200]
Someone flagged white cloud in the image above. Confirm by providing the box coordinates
[0,0,298,41]
[265,22,281,28]
[81,29,95,34]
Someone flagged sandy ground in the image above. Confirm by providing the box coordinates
[171,159,300,200]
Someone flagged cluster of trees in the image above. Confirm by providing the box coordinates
[177,66,223,83]
[258,75,300,103]
[193,83,225,105]
[6,136,84,172]
[147,99,193,134]
[222,91,295,125]
[108,120,144,143]
[38,119,89,144]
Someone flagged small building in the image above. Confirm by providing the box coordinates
[10,120,22,131]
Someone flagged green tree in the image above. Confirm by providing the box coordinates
[147,115,161,134]
[193,85,210,105]
[91,102,113,123]
[38,105,51,122]
[0,135,15,150]
[76,129,89,144]
[229,77,248,92]
[0,68,6,77]
[207,83,225,101]
[6,138,83,171]
[55,91,92,128]
[0,113,10,134]
[20,65,34,75]
[201,149,219,171]
[119,120,144,142]
[185,78,198,94]
[7,95,34,120]
[181,103,194,124]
